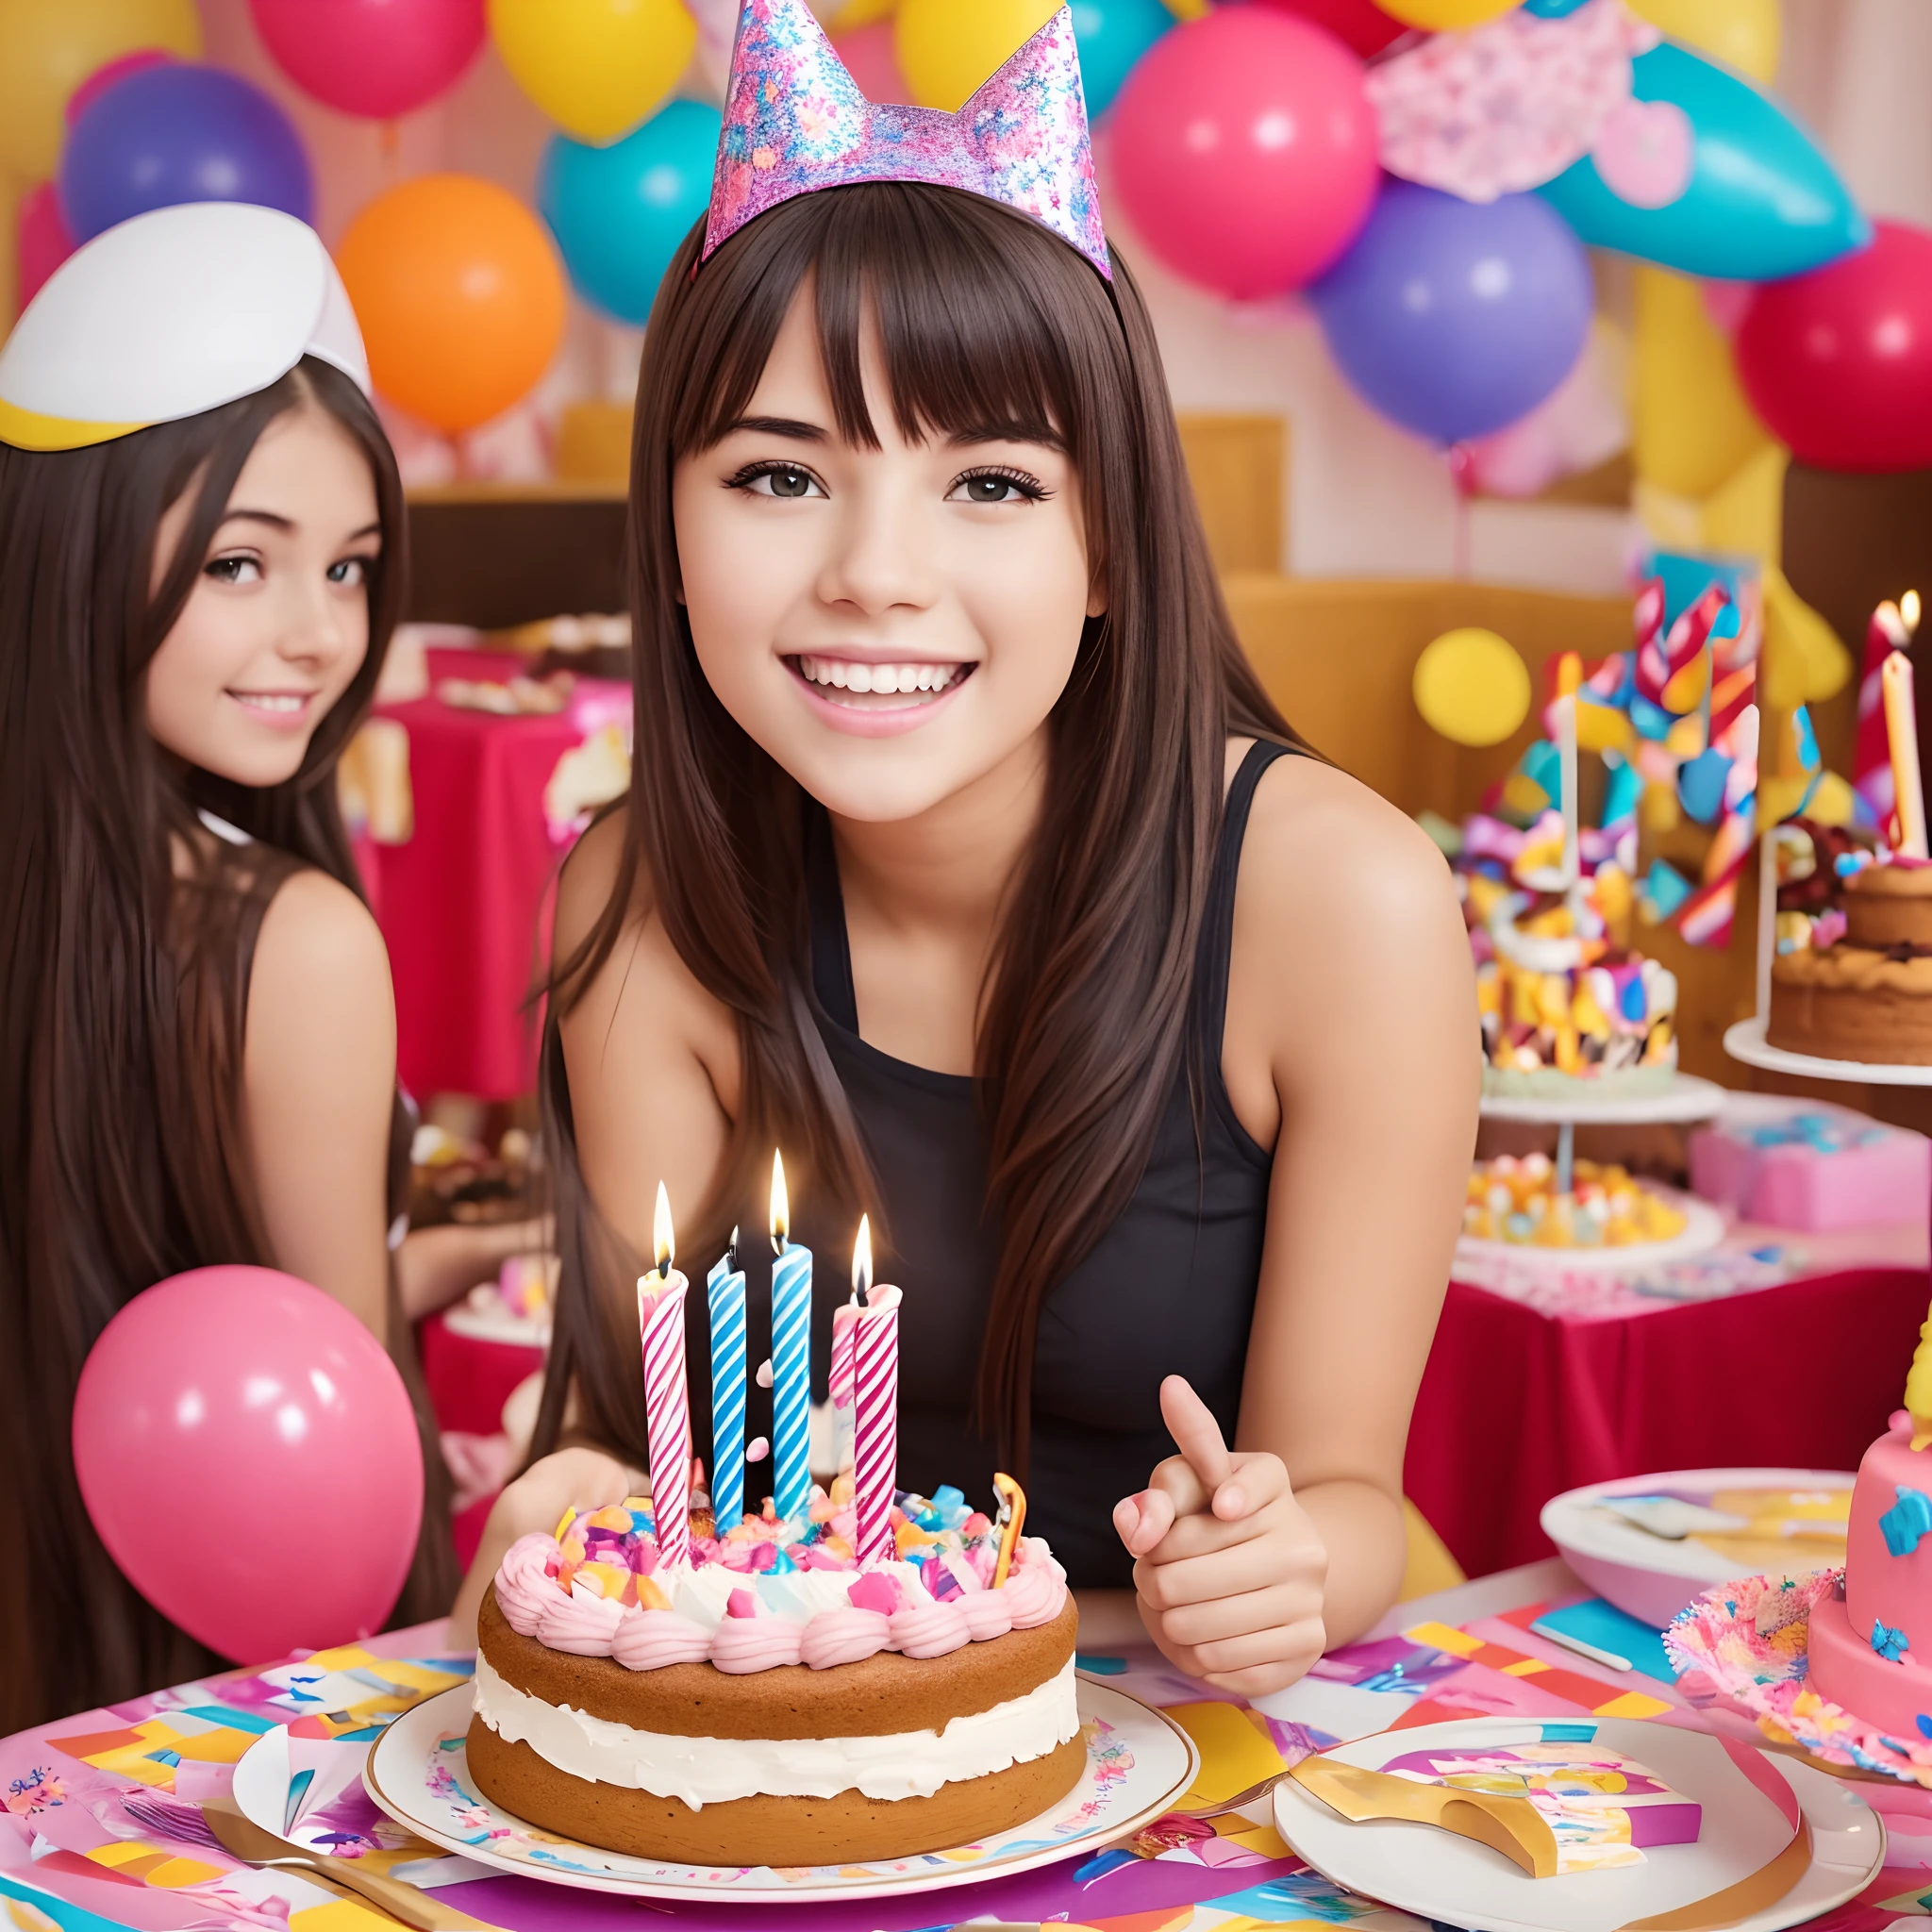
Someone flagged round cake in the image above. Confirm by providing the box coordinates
[1808,1410,1932,1739]
[1769,858,1932,1066]
[466,1484,1085,1865]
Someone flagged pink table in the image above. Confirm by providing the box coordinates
[369,651,628,1102]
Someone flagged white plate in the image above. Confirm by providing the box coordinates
[1457,1188,1724,1274]
[1273,1716,1882,1932]
[363,1679,1198,1905]
[1478,1075,1729,1125]
[1541,1468,1851,1628]
[1724,1017,1932,1088]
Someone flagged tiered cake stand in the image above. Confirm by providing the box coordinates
[1470,1074,1728,1268]
[1724,1014,1932,1089]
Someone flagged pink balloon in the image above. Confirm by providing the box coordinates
[1109,10,1379,301]
[72,1266,425,1664]
[18,182,75,308]
[834,22,911,106]
[248,0,486,120]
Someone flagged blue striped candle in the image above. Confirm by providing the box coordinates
[769,1151,813,1523]
[707,1235,746,1533]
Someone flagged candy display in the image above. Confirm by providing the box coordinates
[468,1480,1079,1865]
[1463,1152,1688,1249]
[1380,1740,1701,1872]
[1453,804,1678,1094]
[1803,1310,1932,1741]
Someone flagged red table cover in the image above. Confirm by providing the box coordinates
[369,651,628,1102]
[1405,1266,1931,1579]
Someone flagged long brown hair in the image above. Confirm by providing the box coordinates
[0,359,427,1731]
[538,183,1291,1482]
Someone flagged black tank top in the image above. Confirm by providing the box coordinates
[803,739,1291,1590]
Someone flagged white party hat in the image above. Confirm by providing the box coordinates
[0,202,369,453]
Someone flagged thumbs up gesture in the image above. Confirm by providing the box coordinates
[1112,1376,1328,1698]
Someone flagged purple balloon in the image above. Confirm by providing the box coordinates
[60,62,313,244]
[1309,180,1593,448]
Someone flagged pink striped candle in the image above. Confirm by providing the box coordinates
[852,1284,902,1566]
[638,1228,692,1569]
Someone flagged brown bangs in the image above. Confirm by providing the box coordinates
[670,182,1121,499]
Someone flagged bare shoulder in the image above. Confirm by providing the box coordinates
[1239,750,1464,959]
[554,807,640,967]
[250,866,393,1024]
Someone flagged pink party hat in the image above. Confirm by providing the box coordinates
[703,0,1110,279]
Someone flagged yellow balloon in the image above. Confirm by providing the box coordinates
[1624,0,1780,85]
[1413,628,1532,748]
[1377,0,1518,29]
[1632,266,1772,501]
[489,0,697,147]
[0,0,201,179]
[896,0,1058,113]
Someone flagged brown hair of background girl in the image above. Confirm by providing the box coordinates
[0,359,452,1733]
[532,180,1300,1489]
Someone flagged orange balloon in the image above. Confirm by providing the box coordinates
[335,174,566,435]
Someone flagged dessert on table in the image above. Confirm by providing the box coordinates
[1463,1151,1688,1249]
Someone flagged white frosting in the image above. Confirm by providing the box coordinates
[472,1653,1079,1807]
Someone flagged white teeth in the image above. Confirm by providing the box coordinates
[798,657,960,698]
[235,692,305,713]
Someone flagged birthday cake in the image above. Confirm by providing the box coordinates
[1769,855,1932,1066]
[467,1484,1081,1864]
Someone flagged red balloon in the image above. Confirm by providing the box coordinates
[17,182,74,308]
[249,0,485,120]
[72,1267,425,1664]
[1737,221,1932,475]
[1110,9,1379,301]
[1250,0,1407,58]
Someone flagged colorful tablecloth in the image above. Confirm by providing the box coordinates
[368,651,629,1103]
[6,1560,1930,1932]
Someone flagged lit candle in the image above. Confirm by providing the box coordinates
[637,1182,691,1569]
[830,1218,867,1475]
[769,1151,813,1523]
[707,1225,745,1535]
[852,1278,902,1566]
[1884,647,1928,858]
[1555,692,1579,890]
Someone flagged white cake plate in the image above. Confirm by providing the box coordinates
[1272,1715,1882,1932]
[1479,1074,1728,1124]
[1723,1016,1932,1088]
[1456,1186,1724,1274]
[363,1680,1199,1905]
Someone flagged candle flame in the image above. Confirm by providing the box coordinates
[653,1179,675,1274]
[853,1215,872,1301]
[1907,590,1923,637]
[770,1149,790,1251]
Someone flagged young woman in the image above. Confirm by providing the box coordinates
[0,203,496,1731]
[456,8,1476,1692]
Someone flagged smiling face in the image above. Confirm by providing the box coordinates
[143,403,382,790]
[672,281,1105,824]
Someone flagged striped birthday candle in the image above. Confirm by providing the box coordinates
[769,1151,813,1522]
[852,1283,902,1565]
[707,1231,746,1532]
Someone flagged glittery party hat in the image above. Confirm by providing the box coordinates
[703,0,1110,279]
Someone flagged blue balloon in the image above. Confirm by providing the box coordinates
[1540,42,1868,281]
[1308,181,1593,447]
[540,101,723,327]
[1071,0,1172,118]
[59,63,312,243]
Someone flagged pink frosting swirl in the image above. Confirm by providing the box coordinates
[1002,1541,1068,1629]
[959,1590,1014,1643]
[799,1607,891,1670]
[888,1593,972,1658]
[535,1583,626,1656]
[493,1533,564,1637]
[611,1607,712,1671]
[709,1616,806,1673]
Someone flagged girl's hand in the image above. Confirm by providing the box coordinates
[445,1446,645,1648]
[1112,1376,1328,1699]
